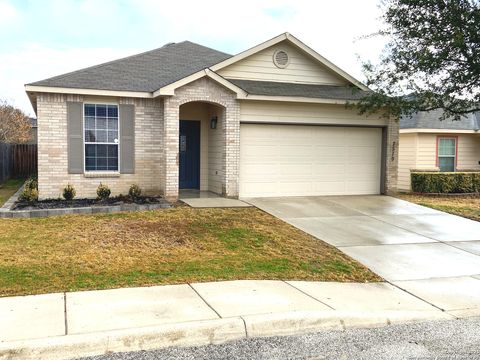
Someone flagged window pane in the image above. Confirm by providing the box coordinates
[85,117,95,129]
[85,130,96,142]
[84,104,95,117]
[108,158,118,170]
[85,144,96,157]
[96,117,107,130]
[96,157,108,170]
[96,144,107,157]
[107,105,118,118]
[85,157,96,170]
[439,139,456,156]
[96,105,107,117]
[439,157,455,172]
[107,145,118,157]
[108,131,118,143]
[96,130,107,142]
[107,118,118,130]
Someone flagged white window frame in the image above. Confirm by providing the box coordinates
[437,137,457,172]
[83,102,121,173]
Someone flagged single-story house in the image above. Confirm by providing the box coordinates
[398,110,480,191]
[25,33,398,200]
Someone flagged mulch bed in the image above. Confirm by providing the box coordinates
[13,195,162,210]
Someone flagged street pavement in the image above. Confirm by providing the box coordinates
[78,317,480,360]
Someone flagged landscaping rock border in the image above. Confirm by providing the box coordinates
[0,185,171,218]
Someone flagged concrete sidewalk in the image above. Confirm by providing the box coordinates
[1,279,476,360]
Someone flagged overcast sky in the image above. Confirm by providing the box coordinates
[0,0,387,116]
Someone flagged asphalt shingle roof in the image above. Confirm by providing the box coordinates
[28,41,232,92]
[228,79,370,100]
[400,109,480,131]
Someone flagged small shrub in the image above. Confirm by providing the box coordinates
[128,184,142,200]
[411,172,480,193]
[62,184,76,201]
[19,176,39,202]
[19,187,38,202]
[96,183,111,200]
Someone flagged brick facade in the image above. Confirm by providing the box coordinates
[37,93,163,199]
[36,78,397,200]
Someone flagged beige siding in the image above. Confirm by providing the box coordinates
[398,132,480,191]
[457,135,480,170]
[398,133,417,191]
[239,101,388,126]
[218,42,348,85]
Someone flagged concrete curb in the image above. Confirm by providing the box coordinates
[0,317,245,360]
[0,310,456,360]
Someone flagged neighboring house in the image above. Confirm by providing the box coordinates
[27,117,37,144]
[25,33,398,200]
[398,110,480,191]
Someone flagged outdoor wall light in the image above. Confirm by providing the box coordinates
[210,116,218,129]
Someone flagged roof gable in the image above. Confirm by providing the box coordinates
[217,40,349,86]
[27,41,231,93]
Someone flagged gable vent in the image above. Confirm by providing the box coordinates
[273,49,290,68]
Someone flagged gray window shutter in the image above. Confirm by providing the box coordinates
[67,102,84,174]
[120,104,135,174]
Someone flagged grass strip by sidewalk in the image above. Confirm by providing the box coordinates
[398,194,480,222]
[0,178,24,207]
[0,207,380,297]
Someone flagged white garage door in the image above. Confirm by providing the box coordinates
[239,124,382,197]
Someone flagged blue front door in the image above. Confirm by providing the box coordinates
[179,120,200,189]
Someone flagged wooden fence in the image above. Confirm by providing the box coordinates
[11,144,37,178]
[0,142,11,183]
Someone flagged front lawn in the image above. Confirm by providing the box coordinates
[399,194,480,222]
[0,178,24,207]
[0,207,380,297]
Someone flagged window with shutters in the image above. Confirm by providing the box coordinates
[84,104,119,171]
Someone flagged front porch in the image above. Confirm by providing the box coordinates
[160,77,241,201]
[179,189,250,208]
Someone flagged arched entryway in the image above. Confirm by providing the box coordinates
[178,101,226,194]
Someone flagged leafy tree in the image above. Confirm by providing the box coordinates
[0,100,32,144]
[357,0,480,120]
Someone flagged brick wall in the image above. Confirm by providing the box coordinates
[162,77,240,200]
[37,93,163,199]
[385,116,399,194]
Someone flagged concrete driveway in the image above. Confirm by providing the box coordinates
[246,195,480,314]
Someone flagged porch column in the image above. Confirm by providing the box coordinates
[223,101,240,198]
[162,97,179,201]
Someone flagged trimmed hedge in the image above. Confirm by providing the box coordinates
[411,172,480,193]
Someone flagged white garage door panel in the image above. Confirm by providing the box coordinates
[240,124,382,197]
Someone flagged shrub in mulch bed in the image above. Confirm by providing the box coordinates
[13,195,162,210]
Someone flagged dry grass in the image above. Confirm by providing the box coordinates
[0,178,24,206]
[0,207,380,296]
[398,194,480,222]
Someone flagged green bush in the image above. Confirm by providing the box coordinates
[19,177,39,202]
[128,184,142,200]
[62,184,76,201]
[96,183,111,200]
[411,172,480,193]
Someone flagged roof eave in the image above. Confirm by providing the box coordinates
[25,84,153,99]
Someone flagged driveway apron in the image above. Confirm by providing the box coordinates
[245,195,480,313]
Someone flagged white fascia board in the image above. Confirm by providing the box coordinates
[25,85,153,98]
[400,128,478,134]
[153,69,247,98]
